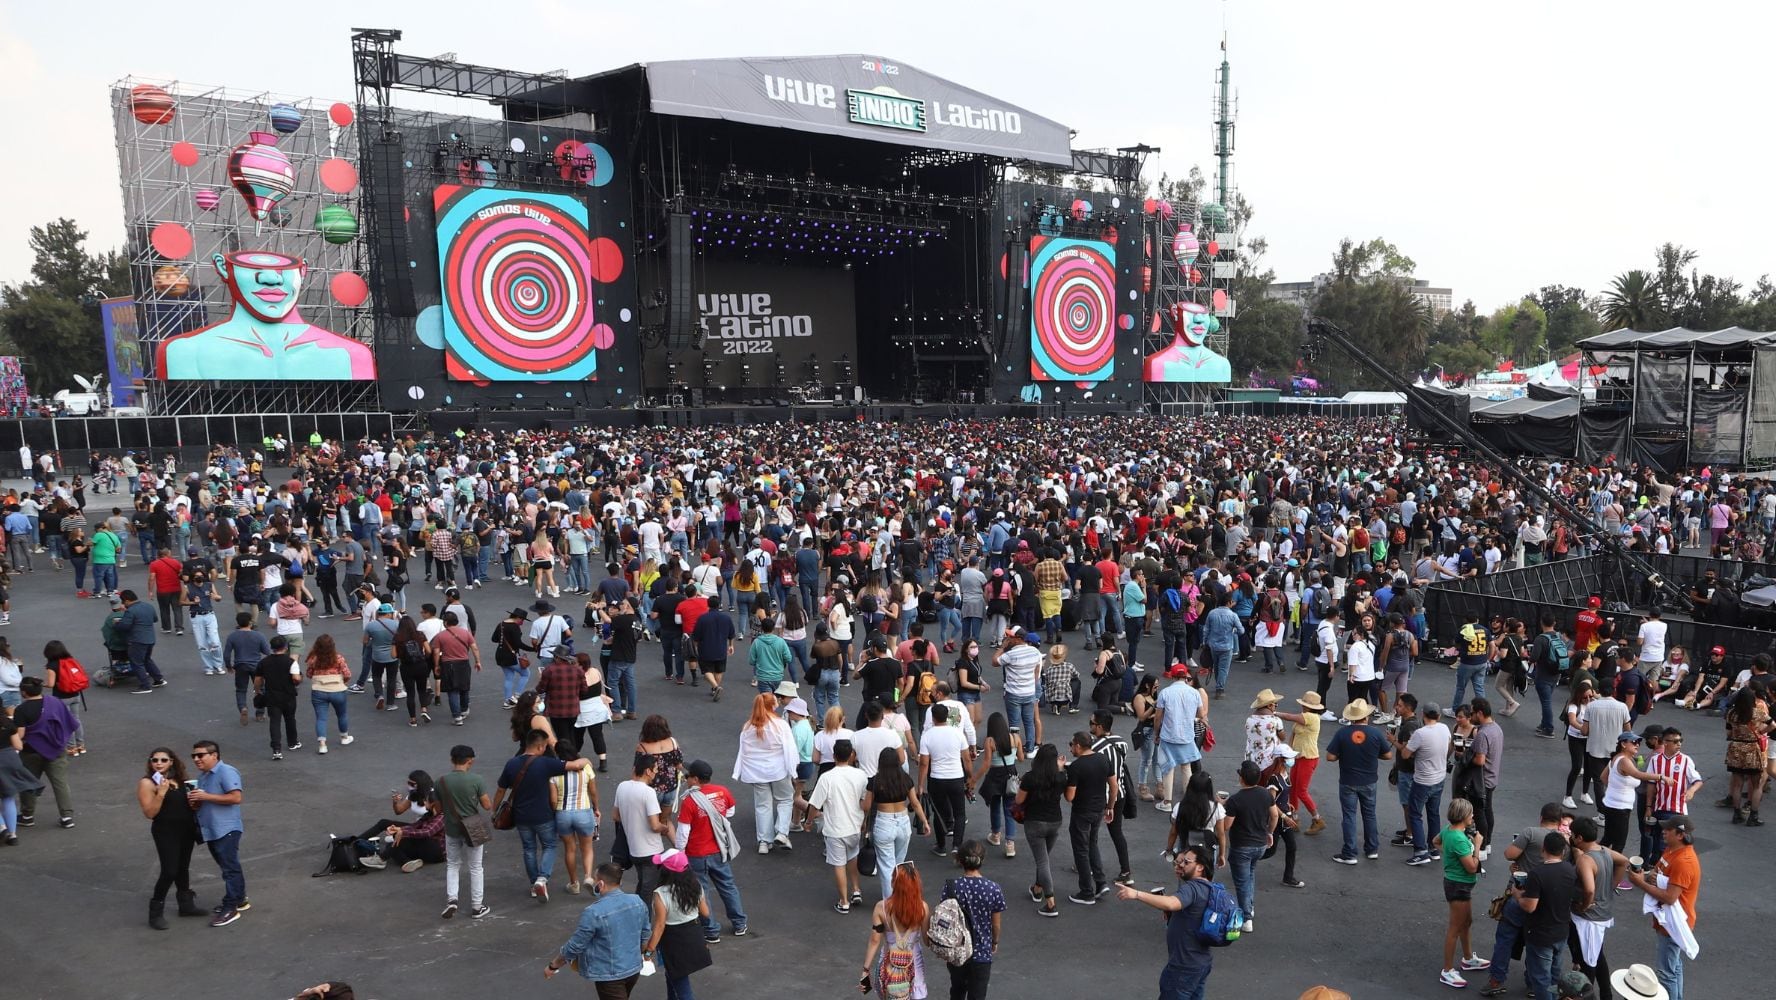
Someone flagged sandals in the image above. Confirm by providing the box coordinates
[833,901,851,914]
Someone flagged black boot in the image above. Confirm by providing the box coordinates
[175,890,204,916]
[1748,811,1764,827]
[149,898,169,930]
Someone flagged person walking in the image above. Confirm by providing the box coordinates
[918,701,974,857]
[863,746,930,900]
[1288,691,1327,836]
[1114,846,1218,1000]
[252,637,302,760]
[674,758,749,939]
[1152,664,1206,811]
[1222,759,1278,932]
[304,634,354,756]
[1327,699,1392,866]
[188,739,248,926]
[859,862,931,1000]
[136,746,205,928]
[615,753,673,896]
[438,743,493,920]
[1399,702,1451,867]
[971,713,1022,860]
[734,692,798,855]
[544,862,650,998]
[433,609,481,725]
[1063,730,1117,906]
[117,589,167,693]
[644,849,715,1000]
[806,738,869,913]
[223,613,272,723]
[940,840,1005,1000]
[494,727,590,903]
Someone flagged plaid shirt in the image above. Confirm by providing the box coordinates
[1034,558,1067,593]
[537,659,583,718]
[1041,660,1078,703]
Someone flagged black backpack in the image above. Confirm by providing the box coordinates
[917,591,939,624]
[312,836,370,877]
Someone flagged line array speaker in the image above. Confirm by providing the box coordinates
[666,212,695,352]
[366,137,417,318]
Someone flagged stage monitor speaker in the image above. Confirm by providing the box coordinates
[365,138,417,318]
[667,213,695,351]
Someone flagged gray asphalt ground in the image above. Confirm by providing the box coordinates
[0,504,1760,1000]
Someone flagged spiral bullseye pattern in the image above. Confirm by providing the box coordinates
[1029,236,1115,382]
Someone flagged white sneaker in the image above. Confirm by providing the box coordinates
[1561,796,1578,809]
[1578,792,1594,805]
[1320,711,1338,721]
[1439,968,1467,988]
[1241,918,1253,933]
[340,733,354,746]
[318,739,328,754]
[757,841,771,855]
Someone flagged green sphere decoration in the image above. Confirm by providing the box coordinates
[316,204,359,245]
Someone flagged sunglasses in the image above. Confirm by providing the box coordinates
[149,757,173,763]
[191,751,215,759]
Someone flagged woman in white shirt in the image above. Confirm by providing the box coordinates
[733,693,800,854]
[1344,611,1378,710]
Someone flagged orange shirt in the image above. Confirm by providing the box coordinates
[1654,843,1700,931]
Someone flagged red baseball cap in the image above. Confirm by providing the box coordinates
[1712,645,1726,656]
[1586,596,1602,609]
[1167,663,1191,679]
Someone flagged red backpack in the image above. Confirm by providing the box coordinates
[54,657,91,697]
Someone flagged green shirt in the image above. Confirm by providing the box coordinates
[437,770,487,841]
[90,529,120,565]
[1440,825,1477,884]
[747,632,792,684]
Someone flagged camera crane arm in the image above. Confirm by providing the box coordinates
[1303,316,1688,609]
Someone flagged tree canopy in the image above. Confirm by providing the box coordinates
[0,219,130,394]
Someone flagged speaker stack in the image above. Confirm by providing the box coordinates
[365,137,417,318]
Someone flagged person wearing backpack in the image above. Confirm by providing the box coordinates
[1114,844,1220,1000]
[1529,612,1567,739]
[938,840,1003,999]
[859,862,930,1000]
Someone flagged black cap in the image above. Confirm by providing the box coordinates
[685,759,714,782]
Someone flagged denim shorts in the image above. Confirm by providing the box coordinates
[555,808,598,838]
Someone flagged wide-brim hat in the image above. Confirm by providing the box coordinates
[509,608,530,620]
[774,680,799,698]
[1296,691,1325,711]
[1608,965,1668,1000]
[1250,688,1282,711]
[1341,699,1373,722]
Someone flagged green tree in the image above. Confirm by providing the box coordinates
[0,219,131,392]
[1671,272,1742,330]
[1601,270,1663,331]
[1732,276,1776,331]
[1310,238,1432,390]
[1225,233,1303,379]
[1652,242,1697,313]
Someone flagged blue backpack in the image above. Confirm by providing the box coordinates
[1194,880,1244,947]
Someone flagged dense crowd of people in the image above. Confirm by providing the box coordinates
[0,413,1766,1000]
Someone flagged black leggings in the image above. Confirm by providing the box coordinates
[1601,804,1632,854]
[387,836,446,865]
[579,722,607,759]
[1261,824,1299,883]
[402,667,432,720]
[1567,921,1614,1000]
[1104,809,1130,877]
[1565,734,1588,797]
[151,823,195,900]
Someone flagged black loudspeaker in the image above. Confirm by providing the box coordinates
[365,138,417,318]
[666,213,695,352]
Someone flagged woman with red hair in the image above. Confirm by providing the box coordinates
[859,861,929,999]
[733,692,798,855]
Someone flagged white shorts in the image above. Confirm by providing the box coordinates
[824,833,861,867]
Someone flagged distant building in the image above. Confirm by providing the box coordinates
[1267,274,1453,316]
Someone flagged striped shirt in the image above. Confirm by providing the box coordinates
[551,768,596,812]
[1647,751,1702,814]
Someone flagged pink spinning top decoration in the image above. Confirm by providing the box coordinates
[226,131,295,220]
[194,188,221,212]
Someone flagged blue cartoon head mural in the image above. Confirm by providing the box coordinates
[1143,301,1231,384]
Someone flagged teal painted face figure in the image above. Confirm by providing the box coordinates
[219,251,303,322]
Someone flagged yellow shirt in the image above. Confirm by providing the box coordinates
[1289,712,1321,759]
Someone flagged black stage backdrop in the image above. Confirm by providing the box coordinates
[640,260,856,392]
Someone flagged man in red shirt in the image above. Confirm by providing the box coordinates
[430,610,482,725]
[148,547,188,637]
[1095,548,1123,642]
[1574,597,1603,651]
[674,758,748,941]
[674,582,711,683]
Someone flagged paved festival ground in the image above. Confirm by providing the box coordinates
[0,533,1760,999]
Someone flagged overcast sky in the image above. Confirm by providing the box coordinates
[3,0,1770,312]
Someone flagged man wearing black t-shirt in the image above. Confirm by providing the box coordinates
[1516,830,1578,1000]
[1065,731,1117,906]
[605,598,642,721]
[1223,760,1279,932]
[252,636,301,759]
[230,545,265,627]
[857,638,905,716]
[651,586,686,683]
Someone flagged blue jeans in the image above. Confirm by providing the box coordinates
[1158,964,1211,1000]
[873,810,913,899]
[938,607,962,646]
[568,553,590,592]
[1003,693,1037,751]
[517,822,558,882]
[502,665,527,702]
[813,670,840,723]
[1338,783,1378,858]
[1407,780,1443,853]
[666,975,694,1000]
[735,591,756,630]
[1207,646,1234,693]
[311,689,349,739]
[1536,678,1557,733]
[94,563,118,594]
[608,660,636,716]
[1453,662,1487,707]
[986,792,1019,842]
[127,641,165,690]
[206,829,246,908]
[661,632,683,678]
[1229,844,1264,919]
[1656,930,1684,1000]
[785,637,809,682]
[447,689,469,718]
[1488,896,1526,983]
[689,853,747,935]
[1524,940,1564,1000]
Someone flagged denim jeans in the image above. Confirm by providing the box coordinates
[1158,965,1210,1000]
[517,821,558,882]
[311,688,349,739]
[1536,678,1557,733]
[986,792,1019,842]
[447,688,470,718]
[1524,940,1564,1000]
[661,632,684,679]
[1407,780,1443,853]
[608,660,636,716]
[690,853,748,935]
[1488,896,1526,983]
[1453,663,1487,707]
[1023,817,1062,898]
[1208,646,1234,693]
[1003,693,1037,750]
[1656,930,1684,1000]
[568,553,591,592]
[785,637,809,682]
[1338,783,1378,858]
[813,670,840,723]
[190,613,223,673]
[872,810,912,899]
[127,640,165,690]
[1229,843,1265,919]
[502,665,527,702]
[206,829,246,908]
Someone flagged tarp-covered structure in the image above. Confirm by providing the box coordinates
[1575,327,1776,470]
[1469,395,1579,456]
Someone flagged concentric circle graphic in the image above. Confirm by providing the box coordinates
[441,198,599,377]
[1030,238,1116,381]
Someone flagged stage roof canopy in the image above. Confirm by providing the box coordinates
[1578,327,1776,351]
[580,55,1074,165]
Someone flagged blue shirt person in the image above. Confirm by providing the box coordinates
[545,865,650,984]
[189,741,249,922]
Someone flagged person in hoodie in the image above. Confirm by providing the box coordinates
[269,582,311,663]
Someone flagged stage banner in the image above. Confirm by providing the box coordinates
[100,297,145,405]
[642,56,1072,165]
[647,261,855,390]
[1028,236,1116,382]
[434,186,612,382]
[0,357,26,415]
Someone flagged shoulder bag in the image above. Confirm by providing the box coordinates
[439,775,493,847]
[491,756,538,831]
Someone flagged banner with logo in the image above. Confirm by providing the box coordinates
[644,261,857,390]
[641,56,1073,165]
[101,297,146,405]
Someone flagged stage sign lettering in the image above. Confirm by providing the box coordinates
[846,89,927,132]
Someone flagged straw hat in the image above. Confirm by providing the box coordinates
[1341,699,1374,723]
[1249,688,1282,711]
[1048,644,1068,662]
[1296,691,1325,711]
[1298,988,1352,1000]
[1608,965,1668,1000]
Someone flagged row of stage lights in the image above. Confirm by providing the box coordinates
[716,167,985,214]
[430,139,600,191]
[688,205,946,259]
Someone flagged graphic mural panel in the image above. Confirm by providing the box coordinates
[101,298,146,405]
[1029,235,1116,382]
